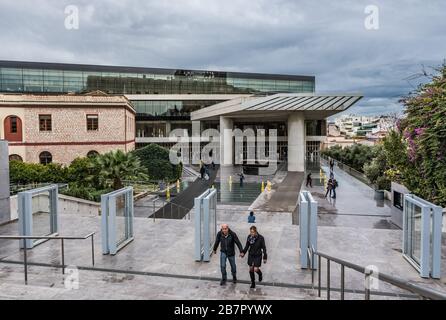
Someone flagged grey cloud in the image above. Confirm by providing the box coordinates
[1,0,445,115]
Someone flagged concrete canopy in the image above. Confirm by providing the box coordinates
[190,93,363,121]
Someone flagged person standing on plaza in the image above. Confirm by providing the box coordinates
[248,211,256,223]
[240,226,267,289]
[213,224,243,285]
[306,172,313,188]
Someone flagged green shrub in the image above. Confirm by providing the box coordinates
[67,157,101,187]
[384,64,446,206]
[363,145,391,191]
[61,183,113,202]
[322,144,376,172]
[131,144,182,181]
[88,149,149,190]
[9,160,67,184]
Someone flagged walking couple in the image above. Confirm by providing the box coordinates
[213,224,267,289]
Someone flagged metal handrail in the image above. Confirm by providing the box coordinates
[321,155,372,187]
[150,197,191,221]
[308,246,446,300]
[0,233,95,285]
[9,182,69,195]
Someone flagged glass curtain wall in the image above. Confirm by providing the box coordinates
[0,66,315,94]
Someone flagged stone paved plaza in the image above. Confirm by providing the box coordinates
[0,165,445,300]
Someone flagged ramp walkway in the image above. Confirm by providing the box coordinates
[152,165,219,219]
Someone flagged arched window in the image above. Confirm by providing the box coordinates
[4,115,23,142]
[9,154,23,162]
[39,151,52,165]
[87,150,99,158]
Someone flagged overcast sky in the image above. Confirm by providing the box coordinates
[0,0,445,116]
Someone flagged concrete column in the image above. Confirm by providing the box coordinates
[287,112,305,172]
[0,140,11,224]
[165,121,172,138]
[219,116,233,166]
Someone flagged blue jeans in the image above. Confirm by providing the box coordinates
[332,188,336,198]
[220,252,237,279]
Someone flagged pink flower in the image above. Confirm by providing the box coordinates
[414,127,425,136]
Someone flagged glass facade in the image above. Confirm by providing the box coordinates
[0,62,315,94]
[0,62,319,158]
[136,121,167,138]
[305,120,327,136]
[132,100,223,119]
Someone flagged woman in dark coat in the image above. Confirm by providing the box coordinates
[240,226,267,288]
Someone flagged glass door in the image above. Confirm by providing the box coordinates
[405,200,422,264]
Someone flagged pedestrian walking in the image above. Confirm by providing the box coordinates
[306,173,313,188]
[331,178,338,198]
[238,172,245,187]
[325,179,333,198]
[213,224,243,285]
[329,158,335,171]
[204,165,210,180]
[240,226,267,289]
[200,165,205,179]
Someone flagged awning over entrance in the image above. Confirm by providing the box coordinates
[191,93,363,120]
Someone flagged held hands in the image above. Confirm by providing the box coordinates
[239,252,245,258]
[263,259,267,264]
[213,250,216,255]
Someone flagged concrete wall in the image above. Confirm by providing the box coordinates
[58,194,100,215]
[0,140,10,223]
[9,193,100,222]
[287,112,305,172]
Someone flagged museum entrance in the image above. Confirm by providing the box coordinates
[305,141,321,170]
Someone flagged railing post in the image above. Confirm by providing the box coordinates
[365,270,372,300]
[91,234,95,266]
[23,240,28,285]
[318,255,321,297]
[311,261,314,289]
[61,238,65,274]
[341,265,345,300]
[327,259,331,300]
[153,200,156,222]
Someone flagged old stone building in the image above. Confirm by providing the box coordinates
[0,93,135,165]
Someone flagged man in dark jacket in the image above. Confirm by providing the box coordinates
[213,224,243,285]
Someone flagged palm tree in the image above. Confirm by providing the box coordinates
[88,149,148,190]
